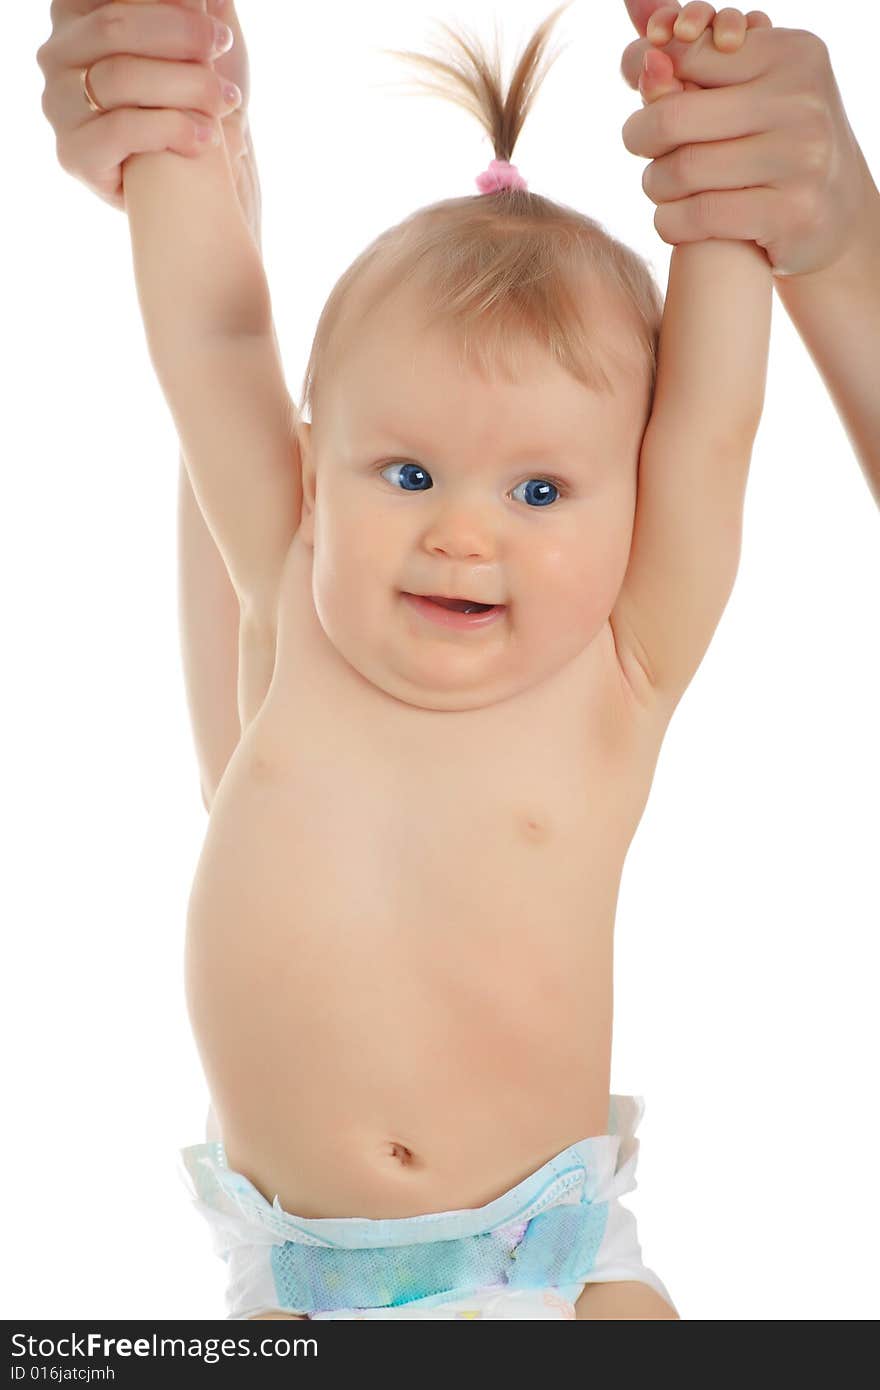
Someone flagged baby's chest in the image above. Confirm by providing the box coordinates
[246,541,663,908]
[239,724,637,956]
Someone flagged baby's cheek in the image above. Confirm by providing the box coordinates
[555,536,622,639]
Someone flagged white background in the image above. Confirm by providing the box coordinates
[5,0,878,1321]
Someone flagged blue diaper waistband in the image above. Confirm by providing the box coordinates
[178,1093,645,1249]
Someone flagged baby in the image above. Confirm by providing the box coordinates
[122,0,772,1320]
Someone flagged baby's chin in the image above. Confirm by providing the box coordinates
[369,672,525,714]
[318,610,522,712]
[316,583,599,711]
[357,639,521,714]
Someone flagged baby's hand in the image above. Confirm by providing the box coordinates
[639,4,772,101]
[647,4,771,53]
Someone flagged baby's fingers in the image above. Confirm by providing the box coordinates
[646,5,682,47]
[710,8,772,52]
[711,7,748,52]
[672,4,717,43]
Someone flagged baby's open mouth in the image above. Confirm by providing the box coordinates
[404,593,503,615]
[426,596,494,614]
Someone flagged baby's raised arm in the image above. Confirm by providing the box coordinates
[122,8,301,679]
[611,12,773,707]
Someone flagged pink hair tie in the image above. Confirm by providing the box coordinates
[475,158,528,194]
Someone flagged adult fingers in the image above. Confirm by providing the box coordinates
[54,53,239,131]
[38,1,235,209]
[39,0,222,85]
[639,46,685,106]
[55,105,216,210]
[640,128,784,202]
[621,23,801,161]
[652,185,782,256]
[45,0,186,17]
[38,0,227,133]
[622,80,766,158]
[133,0,251,167]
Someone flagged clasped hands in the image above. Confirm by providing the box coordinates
[619,0,872,278]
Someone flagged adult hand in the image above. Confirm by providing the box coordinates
[619,1,876,277]
[37,0,252,213]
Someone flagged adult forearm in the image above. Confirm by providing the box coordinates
[773,163,880,508]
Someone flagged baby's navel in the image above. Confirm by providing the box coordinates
[384,1141,418,1167]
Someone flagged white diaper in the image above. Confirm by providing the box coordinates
[183,1093,675,1320]
[309,1286,578,1319]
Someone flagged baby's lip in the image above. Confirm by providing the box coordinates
[403,591,506,607]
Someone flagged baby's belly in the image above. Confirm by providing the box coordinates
[185,745,619,1219]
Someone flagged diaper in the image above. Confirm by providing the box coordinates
[179,1094,675,1320]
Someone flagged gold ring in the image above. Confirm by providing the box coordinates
[80,64,106,114]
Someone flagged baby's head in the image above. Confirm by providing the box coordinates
[295,1,663,712]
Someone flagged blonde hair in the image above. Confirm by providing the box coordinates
[298,0,663,433]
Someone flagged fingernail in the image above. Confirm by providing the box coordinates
[211,21,234,57]
[223,82,241,108]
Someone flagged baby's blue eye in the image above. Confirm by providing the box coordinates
[381,461,431,492]
[510,479,560,508]
[379,462,561,507]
